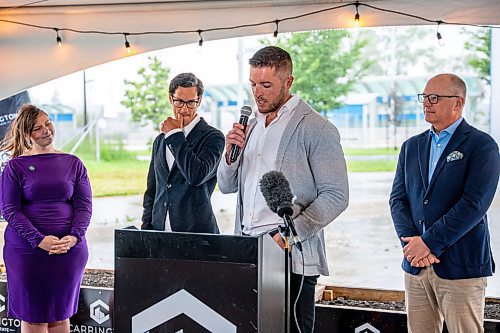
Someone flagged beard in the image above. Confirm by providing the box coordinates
[257,86,288,114]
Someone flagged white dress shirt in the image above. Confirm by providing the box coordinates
[241,94,299,235]
[163,114,200,231]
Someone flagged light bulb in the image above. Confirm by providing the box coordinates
[354,12,360,28]
[124,34,131,54]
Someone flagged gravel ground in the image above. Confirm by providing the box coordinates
[81,269,114,288]
[0,270,114,288]
[322,297,500,320]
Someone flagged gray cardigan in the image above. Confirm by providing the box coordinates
[217,99,349,276]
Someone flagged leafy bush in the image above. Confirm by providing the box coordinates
[66,134,137,162]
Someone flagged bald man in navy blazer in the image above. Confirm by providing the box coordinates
[141,73,225,233]
[390,73,499,333]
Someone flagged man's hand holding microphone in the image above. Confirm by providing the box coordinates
[225,106,252,164]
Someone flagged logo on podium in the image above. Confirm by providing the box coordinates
[131,289,236,332]
[355,323,380,333]
[90,299,110,324]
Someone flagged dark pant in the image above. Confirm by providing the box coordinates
[290,272,318,333]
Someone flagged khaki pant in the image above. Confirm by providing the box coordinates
[404,266,486,333]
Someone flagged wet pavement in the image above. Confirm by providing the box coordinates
[1,172,498,296]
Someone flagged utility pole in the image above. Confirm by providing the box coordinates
[491,28,500,144]
[83,70,88,126]
[237,37,245,109]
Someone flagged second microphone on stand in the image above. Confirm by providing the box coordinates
[259,170,303,251]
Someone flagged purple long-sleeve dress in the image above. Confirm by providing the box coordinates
[0,153,92,323]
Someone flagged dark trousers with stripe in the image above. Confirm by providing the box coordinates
[290,272,319,333]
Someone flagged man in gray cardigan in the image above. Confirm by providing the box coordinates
[217,46,349,333]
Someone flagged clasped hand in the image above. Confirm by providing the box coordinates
[38,235,78,255]
[401,236,440,267]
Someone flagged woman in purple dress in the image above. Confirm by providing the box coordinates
[0,104,92,333]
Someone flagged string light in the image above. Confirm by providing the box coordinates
[123,33,131,54]
[354,1,360,28]
[436,21,445,46]
[54,28,62,48]
[197,29,203,47]
[1,2,499,54]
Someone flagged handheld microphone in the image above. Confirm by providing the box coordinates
[229,106,252,163]
[259,170,302,251]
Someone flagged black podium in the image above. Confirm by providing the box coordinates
[114,229,286,332]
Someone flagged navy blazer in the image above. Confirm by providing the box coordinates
[141,118,225,233]
[390,119,499,279]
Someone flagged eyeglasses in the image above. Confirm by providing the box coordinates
[417,94,460,105]
[171,96,199,109]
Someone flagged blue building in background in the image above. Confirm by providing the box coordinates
[203,75,486,147]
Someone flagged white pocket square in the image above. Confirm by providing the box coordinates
[446,151,463,162]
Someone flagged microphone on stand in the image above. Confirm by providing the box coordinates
[229,105,252,163]
[259,170,302,251]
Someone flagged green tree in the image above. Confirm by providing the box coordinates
[464,28,491,84]
[267,29,370,114]
[359,26,444,76]
[356,26,450,149]
[121,56,172,127]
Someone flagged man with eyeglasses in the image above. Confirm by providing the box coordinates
[390,73,499,333]
[141,72,225,233]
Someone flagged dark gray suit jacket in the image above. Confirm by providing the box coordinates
[141,118,225,233]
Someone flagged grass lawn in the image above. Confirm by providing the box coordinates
[84,159,149,197]
[81,147,398,197]
[344,147,400,155]
[346,159,397,172]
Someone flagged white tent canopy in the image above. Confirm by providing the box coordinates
[1,0,500,100]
